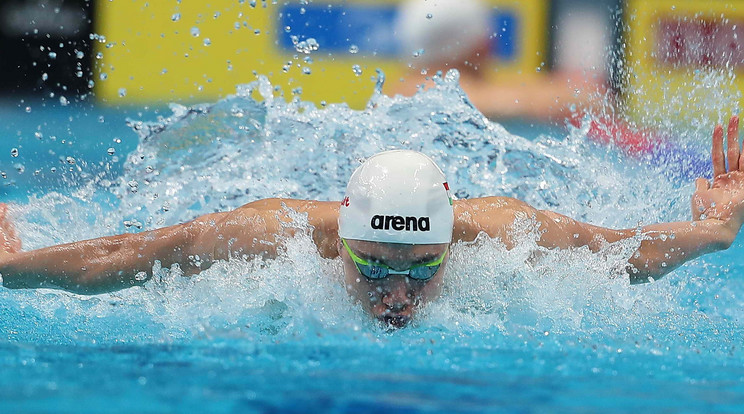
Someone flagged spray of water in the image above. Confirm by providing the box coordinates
[2,72,741,362]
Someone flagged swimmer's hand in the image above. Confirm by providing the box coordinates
[692,115,744,243]
[0,204,21,261]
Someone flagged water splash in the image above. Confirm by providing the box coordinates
[2,72,741,363]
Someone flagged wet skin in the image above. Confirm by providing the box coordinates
[338,239,449,328]
[1,117,743,328]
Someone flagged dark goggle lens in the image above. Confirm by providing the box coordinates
[356,263,388,279]
[408,265,440,280]
[356,263,440,281]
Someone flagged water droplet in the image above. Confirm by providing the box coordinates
[203,38,211,46]
[25,106,31,113]
[191,27,200,37]
[96,52,103,59]
[284,25,291,33]
[426,13,433,19]
[307,38,319,51]
[171,13,181,22]
[254,29,261,35]
[107,147,115,155]
[302,67,311,75]
[349,44,359,54]
[249,0,257,7]
[295,38,319,54]
[118,88,127,97]
[352,64,362,76]
[48,52,57,59]
[10,148,18,157]
[100,73,108,80]
[59,96,68,106]
[41,73,48,81]
[65,156,76,165]
[76,51,84,59]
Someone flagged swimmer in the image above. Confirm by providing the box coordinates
[391,0,606,121]
[1,117,744,328]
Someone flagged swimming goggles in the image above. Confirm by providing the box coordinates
[341,238,447,281]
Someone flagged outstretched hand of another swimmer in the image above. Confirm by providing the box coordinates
[692,115,744,240]
[0,204,21,261]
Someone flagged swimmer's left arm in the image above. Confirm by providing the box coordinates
[458,116,744,283]
[540,116,744,282]
[456,197,734,283]
[537,212,735,284]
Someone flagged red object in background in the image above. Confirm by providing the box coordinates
[657,18,744,70]
[569,112,659,156]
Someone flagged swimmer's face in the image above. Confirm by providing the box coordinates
[339,239,448,329]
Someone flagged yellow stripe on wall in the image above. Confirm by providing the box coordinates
[93,0,549,108]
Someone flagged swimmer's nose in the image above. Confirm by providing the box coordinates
[381,279,414,311]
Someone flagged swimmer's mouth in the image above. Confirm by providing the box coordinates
[380,314,411,329]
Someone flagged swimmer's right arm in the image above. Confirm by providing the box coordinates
[0,212,227,294]
[0,199,339,294]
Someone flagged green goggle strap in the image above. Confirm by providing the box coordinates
[341,238,447,272]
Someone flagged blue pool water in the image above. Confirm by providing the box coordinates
[1,73,743,413]
[0,98,149,202]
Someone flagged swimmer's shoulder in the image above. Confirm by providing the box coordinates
[229,198,338,217]
[452,196,536,244]
[227,198,339,231]
[453,196,531,218]
[229,198,340,258]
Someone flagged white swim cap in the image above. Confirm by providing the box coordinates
[395,0,491,65]
[339,150,454,244]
